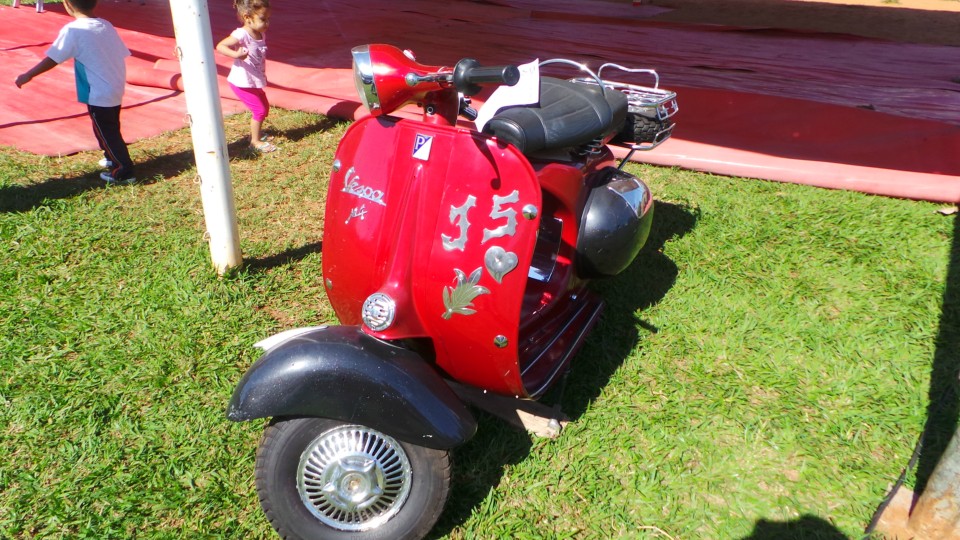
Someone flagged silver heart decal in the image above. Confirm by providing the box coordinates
[484,246,518,284]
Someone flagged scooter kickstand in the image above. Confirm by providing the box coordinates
[450,383,569,438]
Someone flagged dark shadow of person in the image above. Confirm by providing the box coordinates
[0,172,103,213]
[741,515,849,540]
[0,146,198,214]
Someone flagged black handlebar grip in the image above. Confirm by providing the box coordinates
[453,59,521,96]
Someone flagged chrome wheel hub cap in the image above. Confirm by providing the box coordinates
[297,425,412,531]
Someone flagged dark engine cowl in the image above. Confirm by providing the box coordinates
[576,168,654,278]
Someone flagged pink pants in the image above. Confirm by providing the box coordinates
[229,83,269,122]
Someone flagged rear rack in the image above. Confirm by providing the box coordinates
[571,63,679,152]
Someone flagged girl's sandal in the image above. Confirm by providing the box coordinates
[252,141,278,153]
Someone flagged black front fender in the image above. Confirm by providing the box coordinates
[227,326,476,449]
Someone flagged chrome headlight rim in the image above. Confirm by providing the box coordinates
[351,45,380,112]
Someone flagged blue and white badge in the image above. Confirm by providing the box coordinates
[413,134,433,161]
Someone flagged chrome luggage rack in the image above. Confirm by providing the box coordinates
[570,63,679,152]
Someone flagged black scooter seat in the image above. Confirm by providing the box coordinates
[483,77,627,155]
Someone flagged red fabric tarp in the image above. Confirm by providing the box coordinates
[2,0,958,201]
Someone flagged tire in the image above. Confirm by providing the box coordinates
[255,417,452,540]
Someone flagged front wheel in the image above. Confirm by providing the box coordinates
[255,417,452,540]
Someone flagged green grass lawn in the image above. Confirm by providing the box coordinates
[1,108,955,539]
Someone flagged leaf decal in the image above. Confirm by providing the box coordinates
[442,267,490,319]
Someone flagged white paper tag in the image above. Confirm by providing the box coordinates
[475,59,540,132]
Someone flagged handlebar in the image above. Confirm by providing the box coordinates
[452,59,520,96]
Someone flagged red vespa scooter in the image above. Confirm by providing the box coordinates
[227,44,677,539]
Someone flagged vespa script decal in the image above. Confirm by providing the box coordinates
[341,166,386,206]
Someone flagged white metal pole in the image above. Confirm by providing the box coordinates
[169,0,242,274]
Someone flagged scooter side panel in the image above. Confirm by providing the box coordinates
[323,117,408,328]
[414,124,542,397]
[322,117,541,397]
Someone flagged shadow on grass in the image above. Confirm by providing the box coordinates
[561,199,699,419]
[0,118,338,214]
[0,172,103,213]
[0,145,198,213]
[914,213,960,494]
[429,411,534,539]
[275,116,343,143]
[244,241,323,272]
[429,200,699,537]
[739,515,848,540]
[860,212,960,536]
[746,213,960,538]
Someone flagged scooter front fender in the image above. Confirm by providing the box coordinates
[226,326,476,450]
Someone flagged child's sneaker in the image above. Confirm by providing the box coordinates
[98,158,113,169]
[101,171,137,185]
[251,141,278,153]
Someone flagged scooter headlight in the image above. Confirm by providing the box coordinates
[351,45,381,113]
[361,292,396,332]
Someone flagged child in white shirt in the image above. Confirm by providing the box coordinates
[15,0,136,184]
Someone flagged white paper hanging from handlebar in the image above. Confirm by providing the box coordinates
[475,59,540,132]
